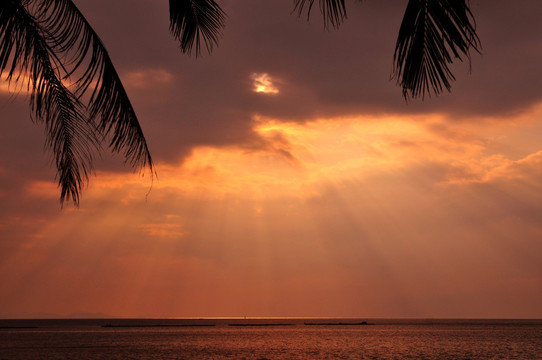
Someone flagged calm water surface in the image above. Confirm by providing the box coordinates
[1,319,541,359]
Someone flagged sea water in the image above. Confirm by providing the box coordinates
[1,318,541,359]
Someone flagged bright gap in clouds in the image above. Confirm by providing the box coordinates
[251,73,279,94]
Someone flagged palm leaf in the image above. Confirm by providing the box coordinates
[392,0,481,99]
[1,0,98,205]
[169,0,226,56]
[34,0,153,170]
[1,0,154,205]
[293,0,348,29]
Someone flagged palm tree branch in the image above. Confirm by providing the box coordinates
[293,0,348,29]
[32,0,154,172]
[392,0,481,99]
[1,0,98,205]
[169,0,226,56]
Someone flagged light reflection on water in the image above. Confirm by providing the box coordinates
[1,319,541,360]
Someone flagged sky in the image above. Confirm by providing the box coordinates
[1,0,542,319]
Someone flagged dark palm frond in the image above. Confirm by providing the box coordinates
[1,0,153,205]
[392,0,481,99]
[34,0,153,170]
[293,0,348,29]
[90,56,153,169]
[169,0,226,56]
[1,0,98,205]
[41,80,98,206]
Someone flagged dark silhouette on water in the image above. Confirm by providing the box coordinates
[304,321,373,326]
[102,323,215,328]
[0,326,39,329]
[228,323,295,327]
[1,0,480,204]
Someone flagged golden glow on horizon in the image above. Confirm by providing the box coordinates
[251,73,280,94]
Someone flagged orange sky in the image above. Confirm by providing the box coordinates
[1,0,542,318]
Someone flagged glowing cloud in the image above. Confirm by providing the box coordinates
[0,73,30,95]
[0,72,86,96]
[251,73,279,94]
[46,108,542,204]
[123,68,173,89]
[0,82,10,94]
[4,108,542,318]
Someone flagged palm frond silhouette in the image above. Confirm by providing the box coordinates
[294,0,480,98]
[169,0,226,56]
[293,0,348,29]
[1,0,153,205]
[392,0,481,99]
[0,0,480,205]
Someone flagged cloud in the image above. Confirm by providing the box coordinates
[140,222,185,238]
[26,0,538,169]
[2,0,542,318]
[123,68,173,89]
[0,81,14,95]
[251,73,280,94]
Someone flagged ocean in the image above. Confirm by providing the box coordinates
[1,318,541,359]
